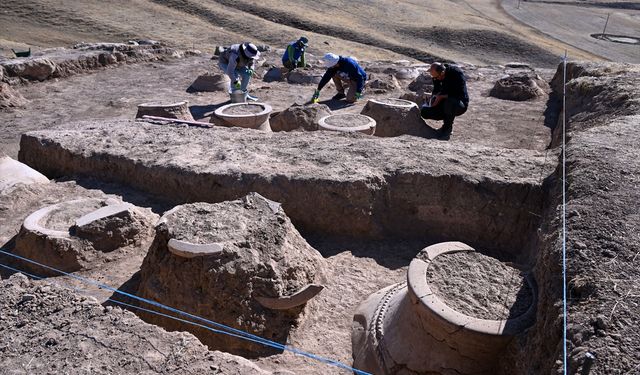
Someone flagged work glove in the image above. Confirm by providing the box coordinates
[311,89,320,104]
[355,91,363,100]
[233,80,241,89]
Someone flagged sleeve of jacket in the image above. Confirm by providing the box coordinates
[226,52,239,81]
[317,67,337,91]
[286,45,296,63]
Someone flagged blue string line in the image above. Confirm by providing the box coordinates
[0,250,371,375]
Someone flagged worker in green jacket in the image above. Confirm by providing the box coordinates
[282,37,308,71]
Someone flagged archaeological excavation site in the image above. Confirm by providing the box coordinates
[1,1,639,373]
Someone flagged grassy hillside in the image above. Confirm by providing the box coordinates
[0,0,602,65]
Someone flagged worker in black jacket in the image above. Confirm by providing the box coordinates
[420,62,469,139]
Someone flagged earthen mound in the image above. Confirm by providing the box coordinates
[136,101,194,121]
[407,72,434,94]
[263,67,286,82]
[13,198,156,276]
[1,42,185,84]
[360,98,428,137]
[135,193,326,356]
[287,70,322,85]
[188,72,229,92]
[366,74,401,93]
[270,103,332,132]
[2,57,57,81]
[0,273,272,374]
[0,82,28,109]
[489,73,548,101]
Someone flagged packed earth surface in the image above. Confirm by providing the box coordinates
[1,1,639,375]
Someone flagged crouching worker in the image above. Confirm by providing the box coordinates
[311,53,366,104]
[218,42,261,101]
[282,37,309,71]
[420,62,469,139]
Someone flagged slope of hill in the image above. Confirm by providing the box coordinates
[0,0,605,66]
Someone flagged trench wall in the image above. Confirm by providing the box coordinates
[497,62,640,374]
[18,123,549,258]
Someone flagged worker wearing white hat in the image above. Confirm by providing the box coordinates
[218,42,261,101]
[312,53,367,104]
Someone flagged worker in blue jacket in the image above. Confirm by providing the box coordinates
[312,53,367,103]
[282,37,308,71]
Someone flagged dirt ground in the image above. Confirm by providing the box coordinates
[1,1,640,374]
[0,52,555,159]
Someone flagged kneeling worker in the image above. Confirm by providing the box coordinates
[218,42,261,101]
[282,37,309,71]
[420,62,469,139]
[312,53,367,104]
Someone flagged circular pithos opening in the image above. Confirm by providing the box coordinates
[221,103,266,115]
[376,98,415,106]
[41,200,105,232]
[590,33,639,45]
[424,251,532,320]
[323,114,372,128]
[164,203,253,244]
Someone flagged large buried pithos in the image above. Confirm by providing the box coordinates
[318,113,376,135]
[13,197,155,276]
[211,102,273,131]
[135,193,326,356]
[352,242,536,375]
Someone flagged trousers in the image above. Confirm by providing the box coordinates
[420,97,467,133]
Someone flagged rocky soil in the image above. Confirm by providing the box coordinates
[0,273,273,374]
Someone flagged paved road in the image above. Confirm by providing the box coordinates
[502,0,640,63]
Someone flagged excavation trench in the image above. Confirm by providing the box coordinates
[17,105,558,371]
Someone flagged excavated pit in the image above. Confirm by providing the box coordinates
[134,193,325,357]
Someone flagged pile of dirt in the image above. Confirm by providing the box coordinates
[270,103,332,132]
[0,82,28,109]
[489,72,549,101]
[0,273,272,374]
[1,42,193,85]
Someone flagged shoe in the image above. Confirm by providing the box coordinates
[331,92,346,100]
[246,94,259,101]
[437,128,451,140]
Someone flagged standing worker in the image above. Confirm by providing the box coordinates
[218,42,261,101]
[420,62,469,139]
[311,53,367,104]
[282,37,309,71]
